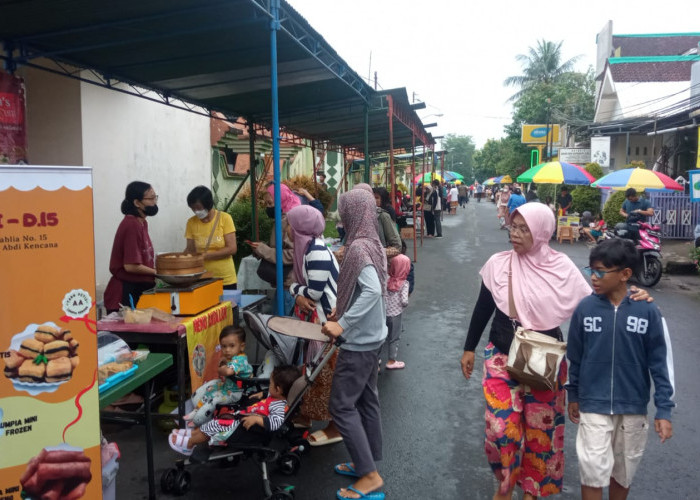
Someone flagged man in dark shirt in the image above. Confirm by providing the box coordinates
[619,188,654,241]
[556,187,573,214]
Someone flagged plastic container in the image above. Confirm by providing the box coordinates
[222,289,242,307]
[122,308,153,324]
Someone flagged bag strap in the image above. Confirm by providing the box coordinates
[508,255,518,321]
[203,210,222,253]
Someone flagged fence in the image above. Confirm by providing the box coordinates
[647,191,700,239]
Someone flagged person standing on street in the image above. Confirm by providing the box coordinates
[458,183,468,207]
[430,179,443,237]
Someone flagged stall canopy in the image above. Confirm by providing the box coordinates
[0,0,433,153]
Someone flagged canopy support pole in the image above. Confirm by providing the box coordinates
[247,119,258,241]
[364,105,370,183]
[388,95,395,203]
[270,0,284,315]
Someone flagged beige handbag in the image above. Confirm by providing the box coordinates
[505,258,567,391]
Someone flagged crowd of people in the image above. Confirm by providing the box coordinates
[106,178,674,500]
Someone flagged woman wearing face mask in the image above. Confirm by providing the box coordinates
[104,181,158,313]
[184,185,238,289]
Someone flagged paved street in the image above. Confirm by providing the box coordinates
[113,200,700,499]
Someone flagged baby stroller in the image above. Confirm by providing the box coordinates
[160,311,342,499]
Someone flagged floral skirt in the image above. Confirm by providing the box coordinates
[482,342,567,497]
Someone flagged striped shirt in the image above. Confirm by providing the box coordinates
[289,238,339,322]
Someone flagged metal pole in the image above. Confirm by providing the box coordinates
[364,105,370,183]
[411,135,417,262]
[388,95,396,207]
[247,120,258,240]
[270,0,284,315]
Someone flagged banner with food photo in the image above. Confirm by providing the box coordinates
[182,301,233,393]
[0,166,101,500]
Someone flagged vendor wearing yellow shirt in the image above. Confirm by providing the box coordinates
[184,186,238,289]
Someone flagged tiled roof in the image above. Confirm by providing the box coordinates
[613,34,700,57]
[609,60,695,82]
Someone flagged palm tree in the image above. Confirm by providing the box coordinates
[504,40,581,101]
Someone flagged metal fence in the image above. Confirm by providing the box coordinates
[647,191,700,239]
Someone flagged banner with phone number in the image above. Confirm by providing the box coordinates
[0,166,101,500]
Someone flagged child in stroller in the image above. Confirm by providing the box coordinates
[169,365,300,455]
[184,326,253,426]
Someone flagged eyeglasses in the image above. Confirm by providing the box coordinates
[509,224,530,235]
[582,266,623,279]
[143,195,159,202]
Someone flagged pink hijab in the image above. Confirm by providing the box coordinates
[335,189,387,317]
[286,205,326,285]
[387,254,411,292]
[479,202,591,331]
[267,183,301,213]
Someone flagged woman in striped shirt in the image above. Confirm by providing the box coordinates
[286,205,343,447]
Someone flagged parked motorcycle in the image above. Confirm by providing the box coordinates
[603,221,663,287]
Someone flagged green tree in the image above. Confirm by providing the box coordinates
[571,162,603,214]
[441,134,476,180]
[504,40,581,102]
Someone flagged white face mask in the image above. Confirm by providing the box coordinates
[194,209,209,220]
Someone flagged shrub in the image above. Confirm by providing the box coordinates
[284,175,333,212]
[570,164,603,215]
[602,191,627,227]
[227,201,273,266]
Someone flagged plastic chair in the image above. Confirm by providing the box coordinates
[558,226,575,244]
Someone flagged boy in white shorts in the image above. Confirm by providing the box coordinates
[566,239,675,500]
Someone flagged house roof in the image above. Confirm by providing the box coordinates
[608,56,700,82]
[613,33,700,57]
[0,0,434,154]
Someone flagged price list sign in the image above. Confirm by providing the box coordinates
[0,166,101,500]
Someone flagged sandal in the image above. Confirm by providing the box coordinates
[336,486,385,500]
[334,462,359,478]
[168,433,193,456]
[308,429,343,447]
[385,360,405,370]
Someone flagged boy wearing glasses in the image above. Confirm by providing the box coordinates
[566,238,675,500]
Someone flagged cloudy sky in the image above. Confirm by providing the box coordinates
[288,0,699,148]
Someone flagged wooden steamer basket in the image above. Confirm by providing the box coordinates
[156,252,205,275]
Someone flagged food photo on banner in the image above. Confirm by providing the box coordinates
[0,166,102,500]
[0,72,27,164]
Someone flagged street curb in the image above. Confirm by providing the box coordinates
[664,261,698,275]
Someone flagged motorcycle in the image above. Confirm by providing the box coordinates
[603,221,663,287]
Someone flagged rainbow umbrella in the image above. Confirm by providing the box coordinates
[444,170,465,181]
[517,161,594,185]
[484,175,512,185]
[483,177,498,186]
[591,168,683,191]
[414,172,443,183]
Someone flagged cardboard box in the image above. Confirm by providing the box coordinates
[401,227,415,239]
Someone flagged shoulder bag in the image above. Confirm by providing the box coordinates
[505,257,567,392]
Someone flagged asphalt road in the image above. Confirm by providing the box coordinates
[113,199,700,499]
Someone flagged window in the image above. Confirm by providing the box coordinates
[644,146,648,155]
[635,146,639,155]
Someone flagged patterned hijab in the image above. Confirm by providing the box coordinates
[286,205,326,285]
[335,189,387,317]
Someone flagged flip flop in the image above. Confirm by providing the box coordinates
[336,486,385,500]
[385,361,405,370]
[168,433,193,456]
[334,462,359,478]
[309,429,343,447]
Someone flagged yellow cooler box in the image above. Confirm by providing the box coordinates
[138,278,223,315]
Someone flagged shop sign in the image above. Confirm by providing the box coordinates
[521,124,560,145]
[559,148,591,165]
[0,166,101,499]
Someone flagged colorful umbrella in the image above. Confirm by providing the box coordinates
[591,168,683,191]
[414,172,443,183]
[484,175,512,185]
[483,177,498,186]
[517,161,595,185]
[444,170,465,181]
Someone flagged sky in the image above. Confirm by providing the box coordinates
[287,0,699,148]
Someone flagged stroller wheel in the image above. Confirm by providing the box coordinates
[160,468,178,494]
[172,469,192,496]
[267,485,295,500]
[277,452,301,475]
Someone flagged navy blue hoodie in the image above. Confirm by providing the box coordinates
[566,293,675,421]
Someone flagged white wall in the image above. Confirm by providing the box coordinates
[80,82,211,294]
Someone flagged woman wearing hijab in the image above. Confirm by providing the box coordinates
[104,181,158,313]
[322,189,388,500]
[460,203,651,500]
[286,204,342,446]
[250,183,322,313]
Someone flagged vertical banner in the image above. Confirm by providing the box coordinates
[591,136,611,167]
[0,166,101,499]
[689,170,700,202]
[182,302,232,393]
[0,72,27,164]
